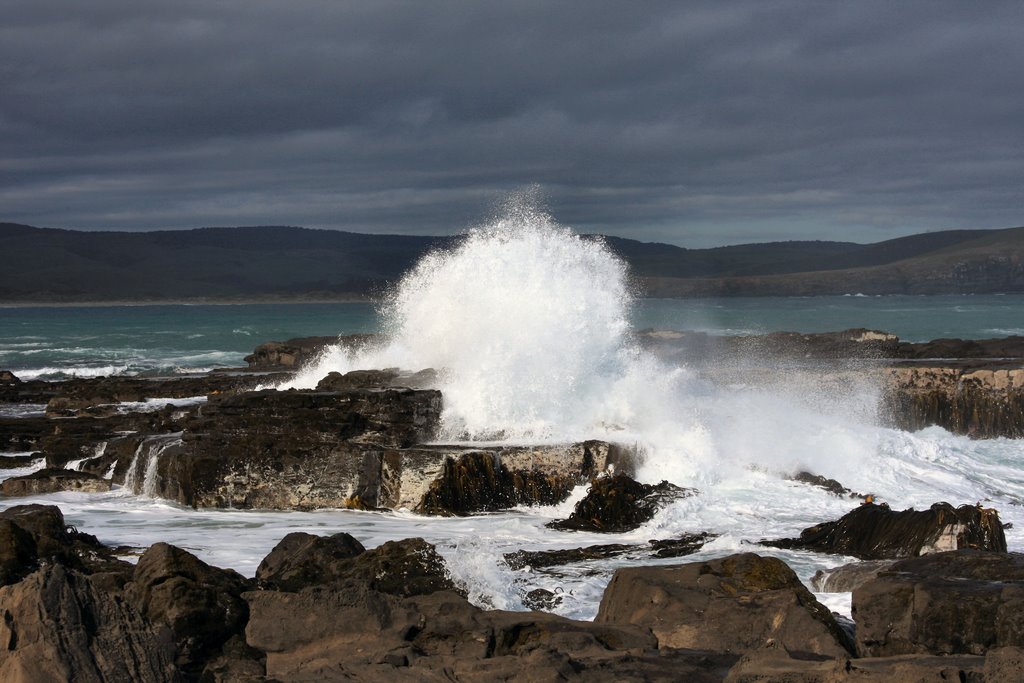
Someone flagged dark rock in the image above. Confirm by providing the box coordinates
[791,471,859,498]
[256,533,456,598]
[522,588,564,611]
[349,538,458,598]
[142,388,442,508]
[853,550,1024,657]
[882,364,1024,438]
[595,553,855,657]
[124,542,252,678]
[316,368,400,390]
[0,564,177,682]
[763,502,1007,559]
[649,531,717,558]
[0,519,36,587]
[0,370,21,384]
[0,504,126,575]
[506,543,638,571]
[1,467,111,496]
[413,441,632,516]
[244,334,371,370]
[811,560,896,593]
[255,531,367,591]
[0,454,38,469]
[547,475,693,533]
[505,533,716,573]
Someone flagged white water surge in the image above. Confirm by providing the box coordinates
[285,201,881,489]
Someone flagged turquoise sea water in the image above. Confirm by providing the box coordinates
[1,294,1022,379]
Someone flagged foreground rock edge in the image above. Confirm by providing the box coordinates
[3,505,1024,682]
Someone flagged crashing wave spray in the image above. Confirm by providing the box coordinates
[289,199,651,440]
[286,198,879,487]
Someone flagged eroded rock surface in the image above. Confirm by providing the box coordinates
[853,550,1024,657]
[763,502,1007,559]
[596,552,855,657]
[547,474,692,532]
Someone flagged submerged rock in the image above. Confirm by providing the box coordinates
[854,550,1024,657]
[762,502,1007,559]
[596,552,855,657]
[547,474,693,533]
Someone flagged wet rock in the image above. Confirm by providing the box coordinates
[505,533,716,572]
[42,372,286,417]
[142,388,442,508]
[124,542,252,678]
[0,564,177,683]
[506,543,638,571]
[0,370,21,383]
[410,440,632,516]
[882,364,1024,438]
[853,550,1024,657]
[1,467,111,496]
[811,560,896,593]
[522,587,564,611]
[791,471,859,498]
[547,475,692,533]
[317,368,400,390]
[649,531,717,558]
[0,453,38,469]
[763,502,1007,559]
[596,553,855,657]
[244,334,370,370]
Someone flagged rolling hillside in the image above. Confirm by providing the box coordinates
[0,223,1020,301]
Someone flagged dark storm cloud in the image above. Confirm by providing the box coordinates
[1,1,1022,246]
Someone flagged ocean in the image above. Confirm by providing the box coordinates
[2,215,1023,621]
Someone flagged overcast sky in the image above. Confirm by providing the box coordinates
[1,1,1022,247]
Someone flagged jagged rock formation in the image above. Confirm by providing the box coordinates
[882,363,1024,438]
[547,475,693,532]
[762,502,1007,559]
[5,506,1024,681]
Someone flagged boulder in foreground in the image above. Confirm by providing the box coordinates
[854,550,1024,657]
[596,552,855,657]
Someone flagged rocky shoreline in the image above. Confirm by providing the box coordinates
[1,328,1023,680]
[0,503,1021,681]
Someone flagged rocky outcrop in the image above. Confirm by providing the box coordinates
[547,475,692,532]
[124,543,254,678]
[596,552,855,657]
[853,551,1024,657]
[763,502,1007,559]
[1,468,111,496]
[415,441,631,516]
[505,532,716,571]
[882,363,1024,438]
[244,334,372,370]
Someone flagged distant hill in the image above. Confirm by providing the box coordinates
[0,223,1021,302]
